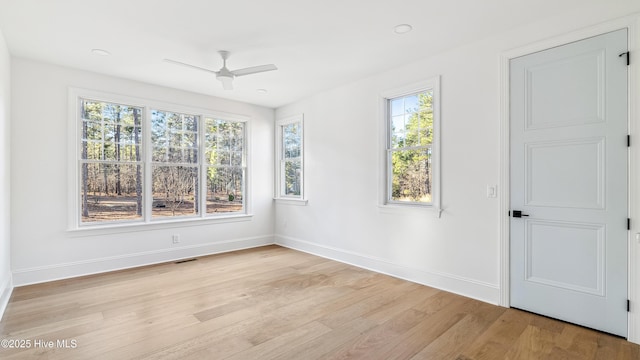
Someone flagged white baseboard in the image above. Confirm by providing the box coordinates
[12,235,274,286]
[275,234,501,305]
[0,274,13,321]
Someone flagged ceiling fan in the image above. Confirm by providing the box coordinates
[164,50,277,90]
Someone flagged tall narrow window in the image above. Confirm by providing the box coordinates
[385,79,439,207]
[80,99,143,223]
[205,118,246,214]
[151,110,199,218]
[275,115,304,200]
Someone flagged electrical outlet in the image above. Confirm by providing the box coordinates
[172,234,180,244]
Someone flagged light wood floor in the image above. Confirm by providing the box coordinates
[0,245,638,359]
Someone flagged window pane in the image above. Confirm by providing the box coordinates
[204,118,245,214]
[420,92,433,110]
[404,113,421,147]
[392,132,406,148]
[81,102,142,161]
[151,110,199,163]
[80,99,144,224]
[231,151,243,166]
[217,150,230,165]
[230,121,245,149]
[206,166,244,214]
[390,98,403,116]
[152,165,199,218]
[404,95,419,113]
[418,108,433,145]
[80,163,143,223]
[391,115,404,135]
[390,148,432,203]
[389,90,434,153]
[84,120,103,140]
[283,122,301,159]
[205,118,245,164]
[283,159,301,196]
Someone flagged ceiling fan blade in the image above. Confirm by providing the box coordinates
[163,58,217,74]
[231,64,278,77]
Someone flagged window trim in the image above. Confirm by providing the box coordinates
[379,77,441,214]
[67,88,252,231]
[274,114,306,204]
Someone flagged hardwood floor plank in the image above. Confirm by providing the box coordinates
[323,307,429,359]
[502,324,556,359]
[274,316,379,359]
[363,285,440,324]
[317,280,419,329]
[553,323,599,359]
[222,321,332,360]
[459,308,536,360]
[408,304,506,359]
[370,296,473,360]
[1,245,638,360]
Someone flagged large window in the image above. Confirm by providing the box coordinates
[275,115,304,201]
[384,78,440,207]
[151,110,199,218]
[80,100,143,222]
[74,92,248,227]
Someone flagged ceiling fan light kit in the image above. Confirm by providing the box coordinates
[164,50,277,90]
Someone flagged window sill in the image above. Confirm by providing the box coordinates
[67,214,253,237]
[274,198,308,206]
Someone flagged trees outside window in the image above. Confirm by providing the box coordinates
[80,100,143,223]
[385,78,440,207]
[205,118,245,214]
[75,95,247,226]
[275,115,304,200]
[151,110,199,218]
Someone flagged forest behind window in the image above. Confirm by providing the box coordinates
[79,98,246,225]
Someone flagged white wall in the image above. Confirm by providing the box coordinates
[10,58,275,285]
[0,27,12,319]
[275,3,640,306]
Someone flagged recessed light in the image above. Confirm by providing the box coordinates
[256,89,268,94]
[393,24,413,34]
[91,48,111,56]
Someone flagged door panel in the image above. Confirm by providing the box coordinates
[526,138,604,208]
[525,220,604,295]
[524,50,605,130]
[510,29,628,337]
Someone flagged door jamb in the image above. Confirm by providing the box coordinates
[499,16,640,343]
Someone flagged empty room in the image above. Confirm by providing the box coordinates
[1,0,640,359]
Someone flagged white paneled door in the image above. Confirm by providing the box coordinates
[510,29,628,337]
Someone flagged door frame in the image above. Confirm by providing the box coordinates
[499,16,640,343]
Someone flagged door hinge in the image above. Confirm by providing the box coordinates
[620,51,630,66]
[628,299,631,312]
[628,135,631,147]
[628,218,631,230]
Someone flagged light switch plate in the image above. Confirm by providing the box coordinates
[487,185,497,198]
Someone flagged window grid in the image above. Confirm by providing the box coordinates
[204,118,246,214]
[276,117,304,200]
[387,89,434,205]
[76,96,248,227]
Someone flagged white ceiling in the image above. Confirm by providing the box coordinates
[0,0,606,108]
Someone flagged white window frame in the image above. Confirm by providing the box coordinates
[274,114,306,204]
[67,88,252,231]
[379,77,441,215]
